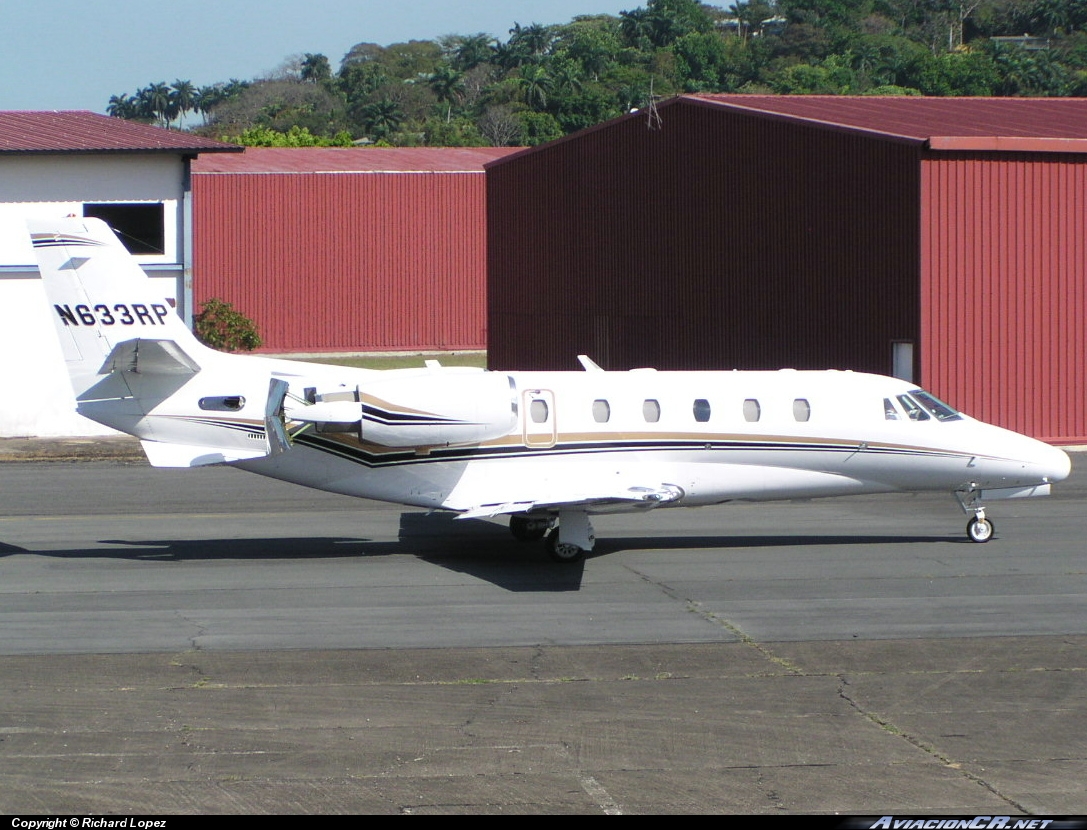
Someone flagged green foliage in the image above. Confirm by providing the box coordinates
[193,298,262,352]
[112,1,1087,147]
[518,111,564,145]
[225,125,353,146]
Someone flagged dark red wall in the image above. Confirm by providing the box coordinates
[487,99,921,375]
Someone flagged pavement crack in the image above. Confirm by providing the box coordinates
[627,564,804,674]
[835,674,1031,814]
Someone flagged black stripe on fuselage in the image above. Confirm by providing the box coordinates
[292,432,972,469]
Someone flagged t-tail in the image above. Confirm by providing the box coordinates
[30,217,287,465]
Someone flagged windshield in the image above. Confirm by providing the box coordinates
[909,389,962,422]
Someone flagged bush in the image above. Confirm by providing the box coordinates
[193,298,262,352]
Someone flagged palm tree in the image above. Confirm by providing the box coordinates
[427,65,464,122]
[516,64,553,109]
[359,98,404,140]
[171,79,196,128]
[106,93,137,119]
[142,82,174,127]
[449,33,496,71]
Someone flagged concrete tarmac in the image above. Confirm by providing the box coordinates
[0,443,1084,814]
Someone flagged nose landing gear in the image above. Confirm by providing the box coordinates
[967,513,994,543]
[956,487,995,543]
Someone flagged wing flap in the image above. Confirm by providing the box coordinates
[455,484,683,520]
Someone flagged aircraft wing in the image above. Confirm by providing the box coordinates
[454,483,684,520]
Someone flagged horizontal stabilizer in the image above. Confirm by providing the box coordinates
[140,440,269,468]
[100,339,201,376]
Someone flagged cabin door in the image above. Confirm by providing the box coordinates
[522,389,557,448]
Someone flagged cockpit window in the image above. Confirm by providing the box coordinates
[910,389,962,422]
[896,394,930,421]
[883,398,899,420]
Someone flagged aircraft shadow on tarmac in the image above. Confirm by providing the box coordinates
[0,510,963,592]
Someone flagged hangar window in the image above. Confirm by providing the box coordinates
[692,399,711,422]
[793,398,811,422]
[83,203,165,255]
[743,399,761,422]
[642,399,661,423]
[592,399,611,423]
[530,399,549,423]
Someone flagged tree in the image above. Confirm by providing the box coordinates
[477,105,521,145]
[620,0,715,49]
[301,53,332,83]
[358,97,404,140]
[515,63,554,109]
[171,79,196,127]
[441,33,497,71]
[426,64,464,121]
[193,298,262,352]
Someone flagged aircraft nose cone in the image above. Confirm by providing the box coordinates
[1040,442,1072,483]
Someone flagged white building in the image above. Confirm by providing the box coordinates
[0,111,238,436]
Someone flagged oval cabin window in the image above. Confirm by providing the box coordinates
[530,399,549,423]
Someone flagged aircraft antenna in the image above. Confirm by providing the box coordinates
[644,78,662,131]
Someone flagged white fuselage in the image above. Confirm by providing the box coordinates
[188,363,1071,516]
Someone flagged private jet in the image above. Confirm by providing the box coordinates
[31,218,1071,562]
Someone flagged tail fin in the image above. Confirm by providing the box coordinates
[29,217,207,399]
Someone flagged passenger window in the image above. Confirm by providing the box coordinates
[792,398,810,422]
[643,399,661,423]
[897,394,929,421]
[592,399,610,423]
[692,399,711,422]
[743,399,761,422]
[530,399,549,423]
[884,398,899,420]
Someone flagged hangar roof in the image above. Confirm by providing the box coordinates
[690,95,1087,152]
[0,110,240,155]
[193,146,521,174]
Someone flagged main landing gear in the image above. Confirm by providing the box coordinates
[956,487,995,543]
[509,510,595,563]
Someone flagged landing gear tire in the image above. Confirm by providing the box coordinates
[967,516,994,543]
[545,527,585,563]
[510,515,549,542]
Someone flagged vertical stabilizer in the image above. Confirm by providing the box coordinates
[29,217,208,399]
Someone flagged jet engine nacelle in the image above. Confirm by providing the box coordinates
[291,371,518,448]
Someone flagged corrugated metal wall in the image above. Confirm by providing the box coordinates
[921,153,1087,441]
[488,100,921,374]
[193,171,488,352]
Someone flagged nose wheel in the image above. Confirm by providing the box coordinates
[967,515,994,543]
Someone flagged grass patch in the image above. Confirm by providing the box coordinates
[284,352,487,371]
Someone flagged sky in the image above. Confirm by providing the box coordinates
[1,0,633,113]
